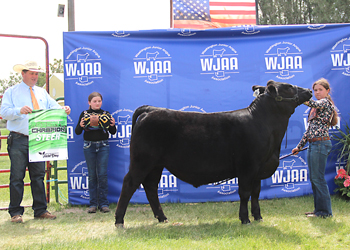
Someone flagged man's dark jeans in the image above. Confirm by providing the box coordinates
[7,132,47,217]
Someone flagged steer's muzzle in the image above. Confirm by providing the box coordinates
[298,87,313,104]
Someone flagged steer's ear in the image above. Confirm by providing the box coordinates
[267,84,277,97]
[267,80,275,85]
[252,85,266,97]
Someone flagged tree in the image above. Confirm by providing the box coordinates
[0,72,22,95]
[50,59,64,75]
[257,0,350,25]
[310,0,350,23]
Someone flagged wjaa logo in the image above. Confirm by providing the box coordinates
[177,29,196,37]
[65,47,102,86]
[112,30,130,38]
[264,41,303,80]
[270,154,308,193]
[241,25,260,35]
[110,108,133,148]
[200,44,239,81]
[139,171,178,199]
[69,161,89,200]
[307,24,326,30]
[330,37,350,76]
[207,178,238,195]
[231,25,261,35]
[133,46,172,84]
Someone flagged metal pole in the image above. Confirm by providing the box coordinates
[68,0,75,31]
[255,0,259,25]
[170,0,173,28]
[0,34,49,92]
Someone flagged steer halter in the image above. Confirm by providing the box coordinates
[268,85,299,103]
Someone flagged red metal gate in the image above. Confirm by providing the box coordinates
[0,34,52,210]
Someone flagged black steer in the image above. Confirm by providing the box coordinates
[115,80,312,226]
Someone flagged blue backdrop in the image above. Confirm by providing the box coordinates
[63,24,350,205]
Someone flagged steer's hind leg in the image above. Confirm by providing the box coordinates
[238,175,255,224]
[142,167,168,223]
[238,186,251,224]
[115,172,144,227]
[251,179,263,222]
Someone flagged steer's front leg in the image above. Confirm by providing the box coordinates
[238,187,251,224]
[251,179,263,221]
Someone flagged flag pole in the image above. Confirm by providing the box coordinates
[255,0,259,25]
[170,0,174,28]
[68,0,75,31]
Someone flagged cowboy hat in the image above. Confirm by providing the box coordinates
[13,60,45,73]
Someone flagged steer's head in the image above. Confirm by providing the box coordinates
[253,80,312,106]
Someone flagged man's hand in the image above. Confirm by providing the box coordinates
[62,106,71,115]
[20,106,33,115]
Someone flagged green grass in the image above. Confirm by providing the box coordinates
[1,129,350,249]
[1,197,350,249]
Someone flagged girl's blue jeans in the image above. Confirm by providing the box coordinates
[83,140,110,209]
[307,140,333,217]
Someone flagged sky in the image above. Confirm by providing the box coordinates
[0,0,170,79]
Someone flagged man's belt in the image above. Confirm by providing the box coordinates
[10,131,28,137]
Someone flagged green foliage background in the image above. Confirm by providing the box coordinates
[258,0,350,25]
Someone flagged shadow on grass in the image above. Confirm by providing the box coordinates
[113,220,302,245]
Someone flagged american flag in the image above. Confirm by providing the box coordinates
[173,0,257,29]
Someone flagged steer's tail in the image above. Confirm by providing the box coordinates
[132,105,160,132]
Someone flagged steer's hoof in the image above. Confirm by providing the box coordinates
[253,215,263,222]
[157,216,168,223]
[115,223,124,228]
[241,219,251,225]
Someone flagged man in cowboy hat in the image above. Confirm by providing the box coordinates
[1,60,71,223]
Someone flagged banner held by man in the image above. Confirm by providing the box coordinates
[28,109,68,162]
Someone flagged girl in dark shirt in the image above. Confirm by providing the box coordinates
[75,92,116,213]
[292,78,338,218]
